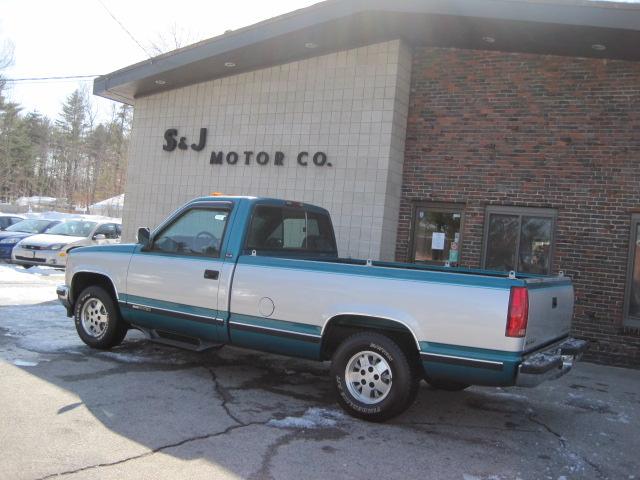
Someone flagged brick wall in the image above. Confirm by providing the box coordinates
[397,46,640,367]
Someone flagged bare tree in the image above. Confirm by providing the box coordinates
[148,22,199,55]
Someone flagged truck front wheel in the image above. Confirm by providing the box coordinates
[331,332,418,422]
[74,286,128,350]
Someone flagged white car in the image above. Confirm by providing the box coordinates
[12,219,121,269]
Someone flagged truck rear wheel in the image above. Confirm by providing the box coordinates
[331,332,418,422]
[74,286,128,350]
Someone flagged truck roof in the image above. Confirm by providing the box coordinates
[187,196,331,215]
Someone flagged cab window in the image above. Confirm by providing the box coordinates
[152,208,228,257]
[246,206,336,253]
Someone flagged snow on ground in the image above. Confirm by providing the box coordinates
[0,264,188,366]
[267,407,345,429]
[0,264,82,366]
[1,303,79,354]
[0,264,64,305]
[0,264,64,283]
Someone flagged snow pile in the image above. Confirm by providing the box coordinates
[1,303,79,354]
[13,359,39,367]
[267,407,345,429]
[0,264,64,283]
[0,264,64,306]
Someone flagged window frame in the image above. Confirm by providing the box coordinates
[243,204,338,255]
[409,202,465,265]
[623,213,640,328]
[481,205,558,274]
[149,205,231,259]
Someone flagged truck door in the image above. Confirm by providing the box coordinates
[124,202,231,343]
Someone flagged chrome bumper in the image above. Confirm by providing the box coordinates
[516,337,588,387]
[57,285,72,316]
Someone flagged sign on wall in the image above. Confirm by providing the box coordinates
[163,128,331,167]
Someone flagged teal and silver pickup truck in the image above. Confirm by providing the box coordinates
[57,196,587,421]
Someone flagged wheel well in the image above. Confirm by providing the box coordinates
[321,315,420,364]
[70,272,117,307]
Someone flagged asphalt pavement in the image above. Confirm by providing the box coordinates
[0,265,638,480]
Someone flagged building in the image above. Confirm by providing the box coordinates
[94,0,640,366]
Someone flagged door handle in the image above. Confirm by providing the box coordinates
[204,269,219,280]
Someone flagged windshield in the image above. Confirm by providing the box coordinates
[6,219,54,234]
[47,221,97,237]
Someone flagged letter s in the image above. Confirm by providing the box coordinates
[163,129,178,152]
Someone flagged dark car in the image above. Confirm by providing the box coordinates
[0,218,61,261]
[0,214,25,231]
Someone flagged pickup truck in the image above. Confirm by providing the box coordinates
[57,196,587,421]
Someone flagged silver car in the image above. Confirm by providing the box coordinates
[12,219,121,269]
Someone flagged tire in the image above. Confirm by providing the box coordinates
[74,286,128,350]
[21,265,33,269]
[331,332,418,422]
[425,378,470,391]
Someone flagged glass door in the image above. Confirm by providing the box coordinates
[411,204,463,266]
[625,215,640,326]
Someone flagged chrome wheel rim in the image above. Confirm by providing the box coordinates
[345,350,393,405]
[81,298,108,338]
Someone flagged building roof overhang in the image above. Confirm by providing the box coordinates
[94,0,640,105]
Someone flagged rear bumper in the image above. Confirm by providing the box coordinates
[516,337,588,387]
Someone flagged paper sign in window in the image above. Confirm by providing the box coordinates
[431,232,445,250]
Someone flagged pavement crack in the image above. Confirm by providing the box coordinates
[33,421,268,480]
[249,431,299,480]
[205,365,244,426]
[527,414,607,479]
[527,415,567,447]
[248,427,346,480]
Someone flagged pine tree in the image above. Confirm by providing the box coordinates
[53,89,90,207]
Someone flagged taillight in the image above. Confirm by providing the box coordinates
[506,286,529,337]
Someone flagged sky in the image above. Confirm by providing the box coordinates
[0,0,318,121]
[1,0,638,122]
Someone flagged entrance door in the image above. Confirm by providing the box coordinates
[124,203,231,342]
[625,215,640,327]
[411,204,463,266]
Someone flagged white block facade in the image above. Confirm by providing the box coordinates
[123,39,411,260]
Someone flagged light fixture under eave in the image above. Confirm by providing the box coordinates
[482,36,496,44]
[591,44,606,51]
[304,42,318,49]
[224,62,236,68]
[154,79,166,85]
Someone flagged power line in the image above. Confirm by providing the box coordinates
[5,75,99,82]
[96,0,152,58]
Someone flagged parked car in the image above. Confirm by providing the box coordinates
[57,196,586,421]
[12,219,121,269]
[0,214,25,230]
[0,218,61,261]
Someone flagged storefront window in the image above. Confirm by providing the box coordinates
[483,207,555,275]
[411,204,463,266]
[625,216,640,325]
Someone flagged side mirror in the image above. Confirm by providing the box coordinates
[93,234,106,240]
[137,227,151,249]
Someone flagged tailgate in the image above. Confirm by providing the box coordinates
[523,279,574,351]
